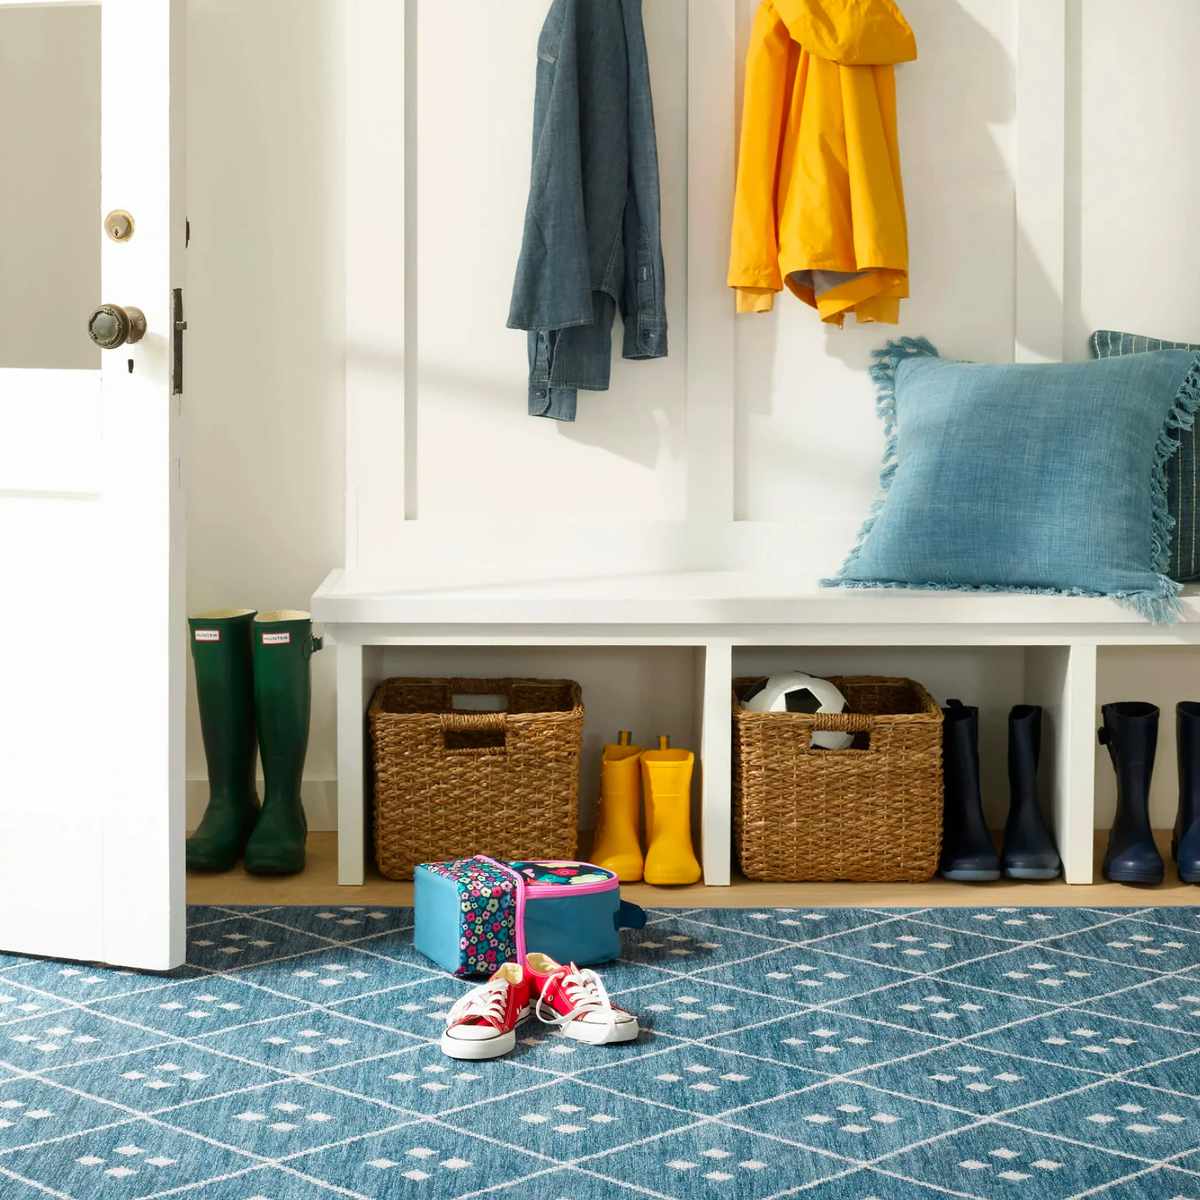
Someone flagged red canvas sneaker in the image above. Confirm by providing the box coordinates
[440,962,531,1060]
[526,952,639,1045]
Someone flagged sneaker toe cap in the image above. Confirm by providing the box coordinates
[445,1023,504,1042]
[575,1009,636,1027]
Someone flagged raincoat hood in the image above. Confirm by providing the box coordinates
[771,0,916,65]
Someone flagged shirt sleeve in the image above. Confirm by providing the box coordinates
[619,0,668,360]
[507,0,593,334]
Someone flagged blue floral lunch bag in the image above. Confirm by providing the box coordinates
[413,855,647,977]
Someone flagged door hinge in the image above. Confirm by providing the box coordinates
[172,288,186,396]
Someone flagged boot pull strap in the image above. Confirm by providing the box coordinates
[946,698,965,711]
[1098,725,1110,746]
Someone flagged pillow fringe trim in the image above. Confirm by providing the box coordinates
[825,335,938,580]
[821,341,1200,626]
[1141,351,1200,621]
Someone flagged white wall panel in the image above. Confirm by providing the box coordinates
[1067,0,1200,352]
[1074,0,1200,836]
[414,0,688,523]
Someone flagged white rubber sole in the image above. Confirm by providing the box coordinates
[558,1017,640,1046]
[440,1007,530,1060]
[440,1028,516,1060]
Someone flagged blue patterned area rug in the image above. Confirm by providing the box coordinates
[3,907,1200,1199]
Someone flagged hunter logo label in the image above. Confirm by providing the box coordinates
[194,630,220,642]
[262,632,291,646]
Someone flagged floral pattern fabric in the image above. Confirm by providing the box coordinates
[509,860,614,886]
[422,859,518,977]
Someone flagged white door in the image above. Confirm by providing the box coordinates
[0,0,185,970]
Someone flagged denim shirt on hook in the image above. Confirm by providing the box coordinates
[507,0,668,422]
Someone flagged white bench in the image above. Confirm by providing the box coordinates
[312,568,1200,888]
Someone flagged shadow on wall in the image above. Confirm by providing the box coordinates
[552,0,688,472]
[344,339,676,473]
[740,0,1064,409]
[554,340,679,470]
[185,0,345,792]
[825,0,1061,372]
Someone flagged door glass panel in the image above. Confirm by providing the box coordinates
[0,3,100,370]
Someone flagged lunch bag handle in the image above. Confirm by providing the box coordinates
[617,899,647,930]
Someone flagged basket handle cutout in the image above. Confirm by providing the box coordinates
[438,710,508,755]
[802,711,876,753]
[449,691,510,713]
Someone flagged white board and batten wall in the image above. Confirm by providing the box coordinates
[324,0,1200,884]
[345,0,1027,571]
[170,3,1200,880]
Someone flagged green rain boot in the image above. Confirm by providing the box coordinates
[244,610,323,875]
[186,609,261,871]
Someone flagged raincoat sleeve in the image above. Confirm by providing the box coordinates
[728,2,792,314]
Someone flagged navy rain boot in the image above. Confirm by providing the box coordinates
[1174,701,1200,884]
[1000,705,1062,880]
[1100,702,1164,885]
[940,699,1001,881]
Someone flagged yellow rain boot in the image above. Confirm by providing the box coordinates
[642,736,701,886]
[592,732,645,881]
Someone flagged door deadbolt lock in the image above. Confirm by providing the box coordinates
[87,304,146,349]
[104,209,134,242]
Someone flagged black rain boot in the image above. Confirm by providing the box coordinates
[1174,702,1200,884]
[1000,705,1062,880]
[940,699,1000,881]
[1099,702,1164,885]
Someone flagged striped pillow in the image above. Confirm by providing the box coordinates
[1091,330,1200,582]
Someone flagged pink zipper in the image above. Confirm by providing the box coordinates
[476,855,528,964]
[474,857,618,966]
[520,870,618,899]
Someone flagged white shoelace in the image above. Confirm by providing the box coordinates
[535,965,618,1039]
[446,980,509,1031]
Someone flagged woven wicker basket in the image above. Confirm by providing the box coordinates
[369,677,583,880]
[732,675,944,882]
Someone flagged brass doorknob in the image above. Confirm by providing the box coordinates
[87,304,146,349]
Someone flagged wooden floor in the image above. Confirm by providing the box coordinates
[187,830,1200,908]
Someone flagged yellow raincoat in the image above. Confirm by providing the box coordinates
[728,0,916,324]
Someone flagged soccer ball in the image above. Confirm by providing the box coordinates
[740,672,853,750]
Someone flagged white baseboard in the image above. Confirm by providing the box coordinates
[186,779,338,832]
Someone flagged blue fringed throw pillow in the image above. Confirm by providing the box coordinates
[1091,329,1200,582]
[823,338,1200,622]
